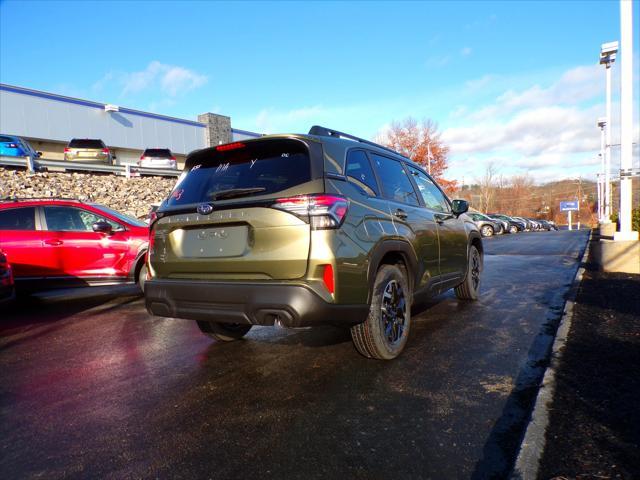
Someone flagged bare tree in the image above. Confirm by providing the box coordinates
[477,163,497,212]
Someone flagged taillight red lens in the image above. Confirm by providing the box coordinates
[215,142,245,151]
[64,148,70,153]
[273,194,348,230]
[322,264,335,294]
[102,148,110,154]
[170,156,176,160]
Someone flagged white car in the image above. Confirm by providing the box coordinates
[138,148,177,169]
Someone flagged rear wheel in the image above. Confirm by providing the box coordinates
[351,264,411,360]
[481,225,494,237]
[455,245,482,301]
[197,321,252,341]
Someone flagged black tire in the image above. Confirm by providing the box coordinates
[350,264,411,360]
[480,225,494,237]
[197,321,252,341]
[455,245,482,301]
[509,225,518,234]
[137,264,147,293]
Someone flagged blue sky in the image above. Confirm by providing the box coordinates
[1,0,638,183]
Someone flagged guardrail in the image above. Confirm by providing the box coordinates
[0,155,181,177]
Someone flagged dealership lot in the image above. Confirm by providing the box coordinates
[0,230,589,479]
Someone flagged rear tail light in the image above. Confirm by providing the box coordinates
[102,148,110,154]
[273,194,348,230]
[64,147,70,153]
[322,264,335,294]
[148,222,156,254]
[170,156,176,161]
[7,143,18,148]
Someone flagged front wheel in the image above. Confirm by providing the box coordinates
[455,245,482,301]
[481,225,494,237]
[509,225,518,234]
[197,321,252,341]
[351,264,411,360]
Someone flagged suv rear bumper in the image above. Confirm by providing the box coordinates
[145,279,368,328]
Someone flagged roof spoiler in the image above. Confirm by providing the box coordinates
[308,125,405,158]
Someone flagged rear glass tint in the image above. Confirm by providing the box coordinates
[167,140,310,206]
[0,207,36,230]
[143,149,172,158]
[0,136,15,143]
[68,139,105,149]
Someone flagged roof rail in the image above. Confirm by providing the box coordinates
[308,125,406,158]
[1,196,84,203]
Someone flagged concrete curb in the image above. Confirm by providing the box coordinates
[510,230,592,480]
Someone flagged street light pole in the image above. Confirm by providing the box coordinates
[597,118,607,222]
[614,0,638,241]
[600,41,618,222]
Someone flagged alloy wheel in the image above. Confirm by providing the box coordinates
[381,280,407,346]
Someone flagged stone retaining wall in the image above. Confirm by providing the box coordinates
[0,167,176,219]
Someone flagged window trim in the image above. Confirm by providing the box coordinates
[0,206,39,231]
[404,164,453,214]
[40,205,125,233]
[367,151,421,207]
[344,148,381,197]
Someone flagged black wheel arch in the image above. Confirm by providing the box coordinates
[128,248,148,281]
[366,240,419,303]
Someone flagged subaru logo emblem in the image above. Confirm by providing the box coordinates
[197,204,213,215]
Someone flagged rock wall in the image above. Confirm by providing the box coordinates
[0,167,176,219]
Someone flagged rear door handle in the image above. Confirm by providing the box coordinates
[44,239,63,246]
[393,209,408,220]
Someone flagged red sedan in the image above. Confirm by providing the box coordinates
[0,199,149,292]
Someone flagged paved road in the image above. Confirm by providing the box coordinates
[0,230,589,479]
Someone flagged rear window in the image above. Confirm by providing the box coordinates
[0,207,36,230]
[0,136,15,143]
[143,149,172,158]
[166,140,311,206]
[68,139,105,149]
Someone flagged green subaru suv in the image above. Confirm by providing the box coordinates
[145,126,483,359]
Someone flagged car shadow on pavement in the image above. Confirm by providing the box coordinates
[0,294,140,350]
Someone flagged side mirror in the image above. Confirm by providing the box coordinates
[92,221,113,234]
[451,199,469,216]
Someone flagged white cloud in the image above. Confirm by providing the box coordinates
[461,47,472,56]
[95,61,208,98]
[437,62,640,183]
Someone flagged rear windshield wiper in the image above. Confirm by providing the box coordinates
[208,187,266,200]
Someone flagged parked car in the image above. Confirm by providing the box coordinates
[0,198,149,292]
[138,148,177,169]
[490,216,510,234]
[64,138,115,164]
[145,126,484,360]
[512,216,533,231]
[537,219,557,231]
[488,214,525,234]
[546,220,559,231]
[0,249,15,304]
[0,134,41,161]
[468,212,503,237]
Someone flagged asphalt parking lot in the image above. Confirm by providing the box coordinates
[0,229,589,479]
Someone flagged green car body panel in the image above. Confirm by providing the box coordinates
[145,128,482,335]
